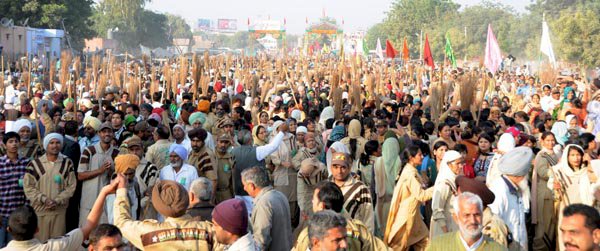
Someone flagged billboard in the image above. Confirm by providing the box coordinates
[196,19,211,31]
[217,19,237,31]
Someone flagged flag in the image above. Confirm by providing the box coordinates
[376,38,384,61]
[423,34,434,69]
[540,19,556,65]
[284,18,287,26]
[247,18,250,26]
[445,33,457,68]
[385,39,397,58]
[402,38,409,61]
[362,39,369,56]
[484,24,502,74]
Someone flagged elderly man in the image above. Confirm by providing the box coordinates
[78,122,119,227]
[426,192,506,251]
[23,133,77,241]
[294,181,389,251]
[455,176,511,248]
[79,116,102,153]
[488,146,533,251]
[430,150,464,237]
[307,210,349,251]
[212,198,257,250]
[292,132,321,170]
[242,166,293,250]
[187,177,214,221]
[159,144,198,191]
[270,120,300,227]
[329,152,374,232]
[560,204,600,251]
[11,119,44,161]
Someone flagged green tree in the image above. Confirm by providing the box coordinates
[0,0,96,50]
[551,9,600,67]
[166,14,192,40]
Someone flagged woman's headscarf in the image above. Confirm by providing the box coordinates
[347,119,362,139]
[375,138,402,197]
[252,125,267,146]
[326,141,350,174]
[329,126,345,142]
[435,150,462,187]
[551,121,569,146]
[319,106,334,128]
[563,87,575,102]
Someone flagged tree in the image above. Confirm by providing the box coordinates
[0,0,96,50]
[552,9,600,67]
[166,14,192,40]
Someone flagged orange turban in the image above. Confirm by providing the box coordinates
[197,100,210,113]
[115,154,140,174]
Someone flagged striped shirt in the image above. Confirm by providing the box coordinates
[0,155,29,218]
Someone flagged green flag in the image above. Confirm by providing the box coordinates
[445,33,457,68]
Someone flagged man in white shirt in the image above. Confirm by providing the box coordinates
[159,144,198,191]
[488,146,533,251]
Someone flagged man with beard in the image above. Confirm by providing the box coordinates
[77,122,119,227]
[560,204,600,251]
[292,132,320,170]
[12,119,44,161]
[79,116,102,153]
[158,144,198,191]
[214,133,235,204]
[23,133,77,241]
[123,135,159,220]
[488,146,533,250]
[426,192,505,250]
[212,100,231,136]
[133,121,153,151]
[173,124,191,154]
[187,128,217,197]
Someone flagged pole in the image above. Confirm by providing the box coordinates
[419,29,423,63]
[464,26,467,63]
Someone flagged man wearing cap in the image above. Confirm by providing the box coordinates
[430,150,464,237]
[213,133,235,204]
[426,192,506,251]
[79,116,102,153]
[113,177,219,250]
[78,122,120,227]
[23,133,76,241]
[159,144,198,191]
[212,198,258,250]
[292,132,321,171]
[488,146,534,250]
[11,118,44,161]
[187,128,217,198]
[294,181,390,251]
[455,176,511,248]
[329,152,375,232]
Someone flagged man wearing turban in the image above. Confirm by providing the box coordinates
[158,144,198,191]
[106,154,141,223]
[79,116,101,153]
[23,133,76,241]
[8,118,44,161]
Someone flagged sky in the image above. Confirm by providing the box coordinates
[146,0,529,35]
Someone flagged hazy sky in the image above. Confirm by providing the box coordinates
[146,0,529,35]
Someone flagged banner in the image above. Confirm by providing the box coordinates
[218,19,238,31]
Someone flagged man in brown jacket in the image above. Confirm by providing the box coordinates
[23,133,77,241]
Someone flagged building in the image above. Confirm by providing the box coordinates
[84,38,119,53]
[0,25,64,61]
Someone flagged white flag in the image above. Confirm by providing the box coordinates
[540,20,556,66]
[376,38,384,61]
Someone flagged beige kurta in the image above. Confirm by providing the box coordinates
[384,163,434,250]
[429,168,458,238]
[532,149,558,251]
[144,139,172,170]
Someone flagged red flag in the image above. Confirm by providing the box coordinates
[402,38,410,61]
[385,39,397,58]
[423,34,435,69]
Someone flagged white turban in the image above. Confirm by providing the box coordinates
[10,119,32,133]
[296,126,308,134]
[43,133,64,151]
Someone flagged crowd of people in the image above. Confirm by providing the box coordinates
[0,53,599,251]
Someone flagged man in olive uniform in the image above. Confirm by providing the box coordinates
[113,176,220,250]
[293,181,390,251]
[214,133,235,204]
[23,133,77,241]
